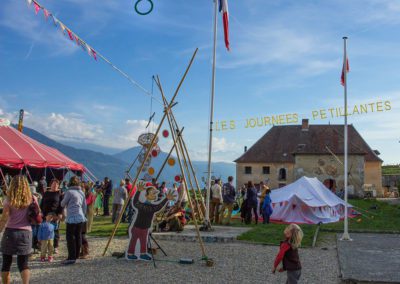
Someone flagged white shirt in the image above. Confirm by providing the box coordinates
[211,184,222,201]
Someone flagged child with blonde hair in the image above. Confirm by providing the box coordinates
[272,223,304,284]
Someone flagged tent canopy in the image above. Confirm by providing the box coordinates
[0,124,85,172]
[270,176,351,224]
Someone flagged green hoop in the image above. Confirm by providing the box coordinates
[134,0,154,16]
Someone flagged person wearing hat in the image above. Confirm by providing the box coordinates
[126,181,175,261]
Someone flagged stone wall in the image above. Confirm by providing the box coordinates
[236,162,295,190]
[364,161,383,196]
[294,154,365,196]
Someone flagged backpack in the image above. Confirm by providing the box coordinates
[28,198,42,225]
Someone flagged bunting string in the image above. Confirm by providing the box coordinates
[25,0,162,105]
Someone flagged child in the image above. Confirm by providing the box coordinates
[94,187,103,216]
[272,223,304,284]
[38,212,56,262]
[261,189,273,224]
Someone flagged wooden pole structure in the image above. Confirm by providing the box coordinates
[156,76,207,257]
[155,140,178,181]
[159,93,205,220]
[102,48,198,256]
[168,105,207,215]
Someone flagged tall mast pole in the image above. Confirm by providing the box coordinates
[341,36,351,241]
[204,0,219,229]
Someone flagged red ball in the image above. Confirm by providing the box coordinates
[162,130,169,138]
[151,150,158,157]
[174,175,181,182]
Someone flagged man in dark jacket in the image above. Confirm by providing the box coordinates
[219,176,236,225]
[102,177,112,216]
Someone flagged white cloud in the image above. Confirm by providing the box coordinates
[0,1,78,58]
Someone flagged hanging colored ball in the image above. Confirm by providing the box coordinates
[162,130,169,138]
[148,167,155,175]
[151,150,158,157]
[167,158,175,166]
[174,175,181,182]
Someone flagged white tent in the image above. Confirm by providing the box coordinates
[270,176,351,224]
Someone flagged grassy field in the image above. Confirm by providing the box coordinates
[58,199,400,247]
[382,165,400,175]
[59,216,130,238]
[236,199,400,246]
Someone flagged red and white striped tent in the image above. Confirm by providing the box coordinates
[0,121,85,173]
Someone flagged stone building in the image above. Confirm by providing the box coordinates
[234,119,383,197]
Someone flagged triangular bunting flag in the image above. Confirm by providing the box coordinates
[44,9,50,20]
[52,16,58,27]
[90,48,97,60]
[67,29,74,41]
[26,0,32,6]
[34,2,40,14]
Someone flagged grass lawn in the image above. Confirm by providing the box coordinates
[59,216,130,238]
[236,199,400,247]
[58,199,400,248]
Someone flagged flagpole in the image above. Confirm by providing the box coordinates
[204,0,219,230]
[341,36,352,241]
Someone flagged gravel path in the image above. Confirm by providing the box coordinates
[4,236,340,283]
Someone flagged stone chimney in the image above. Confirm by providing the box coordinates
[244,146,247,152]
[301,119,309,131]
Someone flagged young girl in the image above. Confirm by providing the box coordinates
[272,223,304,284]
[94,187,103,216]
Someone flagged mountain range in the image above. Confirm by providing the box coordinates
[21,126,235,186]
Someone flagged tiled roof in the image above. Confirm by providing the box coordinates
[234,124,382,163]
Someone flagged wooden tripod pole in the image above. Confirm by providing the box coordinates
[168,106,207,215]
[160,94,205,220]
[155,139,178,181]
[102,48,198,256]
[156,76,207,257]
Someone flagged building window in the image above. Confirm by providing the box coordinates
[278,168,287,181]
[245,166,252,175]
[263,166,270,175]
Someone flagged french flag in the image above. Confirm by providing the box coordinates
[219,0,230,51]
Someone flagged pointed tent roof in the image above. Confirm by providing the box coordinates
[270,176,347,208]
[0,124,85,171]
[270,176,351,224]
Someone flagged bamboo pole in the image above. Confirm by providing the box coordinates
[156,76,207,257]
[155,140,178,181]
[102,48,198,256]
[159,94,204,220]
[168,107,207,215]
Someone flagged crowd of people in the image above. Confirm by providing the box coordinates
[208,177,273,226]
[0,173,307,284]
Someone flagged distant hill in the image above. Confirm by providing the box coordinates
[20,126,128,182]
[114,147,235,187]
[19,126,235,186]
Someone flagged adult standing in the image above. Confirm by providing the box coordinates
[102,177,112,216]
[61,176,87,265]
[219,176,236,225]
[178,181,188,209]
[0,175,35,284]
[245,181,258,225]
[38,176,47,196]
[84,183,95,233]
[112,180,128,224]
[259,180,270,218]
[40,179,63,254]
[210,179,223,224]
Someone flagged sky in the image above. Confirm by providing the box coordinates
[0,0,400,164]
